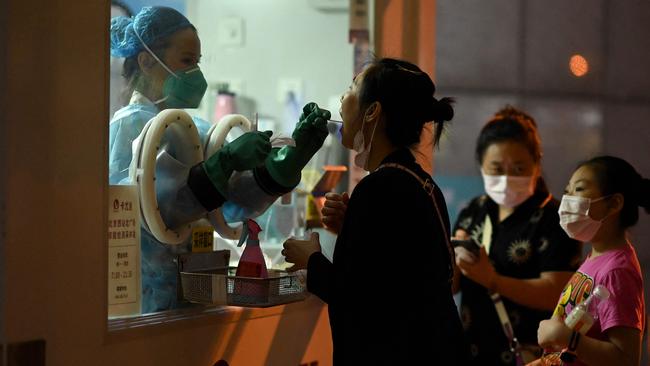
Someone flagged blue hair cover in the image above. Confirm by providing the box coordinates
[110,6,193,58]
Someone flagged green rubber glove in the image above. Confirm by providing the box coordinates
[203,130,273,196]
[265,102,331,189]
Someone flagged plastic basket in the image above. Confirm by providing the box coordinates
[180,267,307,307]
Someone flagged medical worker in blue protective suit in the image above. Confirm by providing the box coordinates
[110,6,330,313]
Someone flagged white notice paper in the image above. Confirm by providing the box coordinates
[108,185,141,317]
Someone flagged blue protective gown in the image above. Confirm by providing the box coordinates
[109,91,210,313]
[109,92,285,312]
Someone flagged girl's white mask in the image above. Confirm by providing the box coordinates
[558,194,609,242]
[482,173,536,208]
[352,117,378,171]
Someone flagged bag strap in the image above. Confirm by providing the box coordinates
[480,197,556,366]
[481,223,524,364]
[491,293,525,365]
[376,163,455,283]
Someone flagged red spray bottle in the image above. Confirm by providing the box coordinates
[236,219,268,278]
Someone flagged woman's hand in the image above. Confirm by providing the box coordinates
[537,317,571,351]
[321,192,349,234]
[282,232,322,271]
[455,246,497,290]
[451,229,470,293]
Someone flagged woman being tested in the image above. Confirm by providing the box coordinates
[283,58,467,365]
[110,6,329,312]
[453,107,583,365]
[532,156,648,366]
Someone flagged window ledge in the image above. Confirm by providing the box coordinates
[105,295,323,342]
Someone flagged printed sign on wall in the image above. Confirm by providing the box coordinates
[108,185,141,317]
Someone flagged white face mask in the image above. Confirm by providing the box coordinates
[352,117,378,171]
[558,194,609,242]
[482,173,536,208]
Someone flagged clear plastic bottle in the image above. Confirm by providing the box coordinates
[564,285,610,334]
[540,285,611,365]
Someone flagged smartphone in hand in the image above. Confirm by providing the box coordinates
[450,239,480,256]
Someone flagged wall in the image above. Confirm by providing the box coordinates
[2,1,111,364]
[0,0,7,360]
[374,0,436,78]
[187,0,354,134]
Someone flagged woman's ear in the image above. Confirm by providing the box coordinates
[364,102,382,122]
[137,51,156,75]
[607,193,625,215]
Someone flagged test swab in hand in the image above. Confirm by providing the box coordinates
[327,119,343,135]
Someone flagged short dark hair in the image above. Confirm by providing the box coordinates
[475,106,542,164]
[578,156,650,229]
[358,58,454,148]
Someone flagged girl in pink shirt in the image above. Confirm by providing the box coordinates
[530,156,649,366]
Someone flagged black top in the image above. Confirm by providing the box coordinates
[454,189,582,365]
[307,148,468,365]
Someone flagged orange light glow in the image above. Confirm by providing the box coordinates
[569,54,589,77]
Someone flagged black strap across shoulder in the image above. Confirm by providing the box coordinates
[376,163,455,283]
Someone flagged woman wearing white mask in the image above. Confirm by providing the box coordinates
[453,107,582,365]
[282,58,467,365]
[530,156,649,366]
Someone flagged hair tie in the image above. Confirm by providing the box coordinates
[432,97,454,122]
